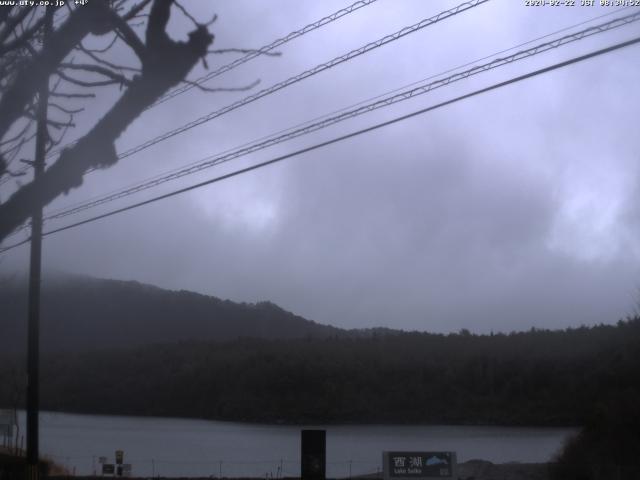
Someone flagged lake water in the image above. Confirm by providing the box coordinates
[13,411,575,478]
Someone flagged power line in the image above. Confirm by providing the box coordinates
[0,0,489,194]
[5,0,487,185]
[151,0,381,108]
[32,10,640,227]
[5,7,638,241]
[37,5,633,223]
[0,0,489,241]
[0,0,381,186]
[1,0,488,186]
[112,0,489,161]
[2,35,638,255]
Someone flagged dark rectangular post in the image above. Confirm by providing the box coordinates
[301,429,326,480]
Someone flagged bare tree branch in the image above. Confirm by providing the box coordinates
[122,0,154,21]
[59,62,133,85]
[173,1,199,28]
[111,14,146,60]
[0,0,214,242]
[77,42,141,72]
[205,14,218,27]
[0,6,15,27]
[0,7,33,45]
[55,69,122,88]
[81,33,118,54]
[48,102,84,115]
[0,1,114,147]
[0,11,46,55]
[146,0,172,49]
[48,119,74,149]
[1,130,35,171]
[0,119,34,147]
[23,110,75,130]
[1,133,30,156]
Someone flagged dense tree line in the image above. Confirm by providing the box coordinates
[550,394,640,479]
[2,317,639,426]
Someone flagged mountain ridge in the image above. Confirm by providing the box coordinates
[1,273,351,353]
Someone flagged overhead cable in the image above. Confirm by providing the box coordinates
[39,5,633,222]
[151,0,381,107]
[36,10,640,225]
[114,0,490,161]
[0,0,381,186]
[2,35,638,254]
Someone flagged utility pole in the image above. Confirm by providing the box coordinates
[26,8,53,480]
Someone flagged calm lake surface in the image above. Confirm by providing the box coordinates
[16,411,575,478]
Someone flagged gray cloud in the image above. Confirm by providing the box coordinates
[2,0,639,333]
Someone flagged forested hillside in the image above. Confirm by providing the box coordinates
[1,274,345,353]
[2,318,639,426]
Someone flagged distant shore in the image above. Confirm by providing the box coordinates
[44,461,550,480]
[2,447,556,479]
[2,405,581,429]
[0,452,563,480]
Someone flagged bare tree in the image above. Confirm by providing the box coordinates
[0,0,234,243]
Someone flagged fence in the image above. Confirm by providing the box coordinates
[30,456,382,480]
[6,452,640,479]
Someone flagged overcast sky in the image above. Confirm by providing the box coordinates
[2,0,640,333]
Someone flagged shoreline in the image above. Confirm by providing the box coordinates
[1,450,556,480]
[43,461,551,480]
[7,408,580,429]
